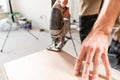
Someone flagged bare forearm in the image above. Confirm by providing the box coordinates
[92,0,120,35]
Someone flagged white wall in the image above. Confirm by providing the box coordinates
[73,0,79,22]
[0,0,8,19]
[13,0,51,30]
[68,0,79,22]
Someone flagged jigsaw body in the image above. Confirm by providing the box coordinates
[47,3,70,52]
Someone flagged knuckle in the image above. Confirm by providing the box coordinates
[87,44,96,51]
[75,58,82,63]
[86,61,91,65]
[83,43,88,49]
[107,70,111,77]
[96,46,103,52]
[94,57,101,62]
[94,56,101,65]
[89,46,94,51]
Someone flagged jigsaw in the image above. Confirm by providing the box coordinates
[47,0,71,52]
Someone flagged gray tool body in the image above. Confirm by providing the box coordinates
[47,3,70,52]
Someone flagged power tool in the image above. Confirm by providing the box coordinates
[47,2,71,52]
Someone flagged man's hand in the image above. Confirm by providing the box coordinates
[74,30,111,80]
[63,8,69,17]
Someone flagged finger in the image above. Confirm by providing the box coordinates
[74,58,83,76]
[82,45,96,79]
[102,52,111,79]
[74,45,87,76]
[92,48,102,80]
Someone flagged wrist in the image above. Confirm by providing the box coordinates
[91,27,112,36]
[97,28,112,35]
[92,21,113,36]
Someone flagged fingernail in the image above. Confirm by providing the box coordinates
[92,75,98,80]
[82,78,88,80]
[74,70,80,76]
[82,75,88,80]
[92,78,98,80]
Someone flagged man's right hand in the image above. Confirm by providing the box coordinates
[74,30,111,80]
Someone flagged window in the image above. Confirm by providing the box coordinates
[0,0,8,13]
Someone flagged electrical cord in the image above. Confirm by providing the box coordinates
[68,24,78,57]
